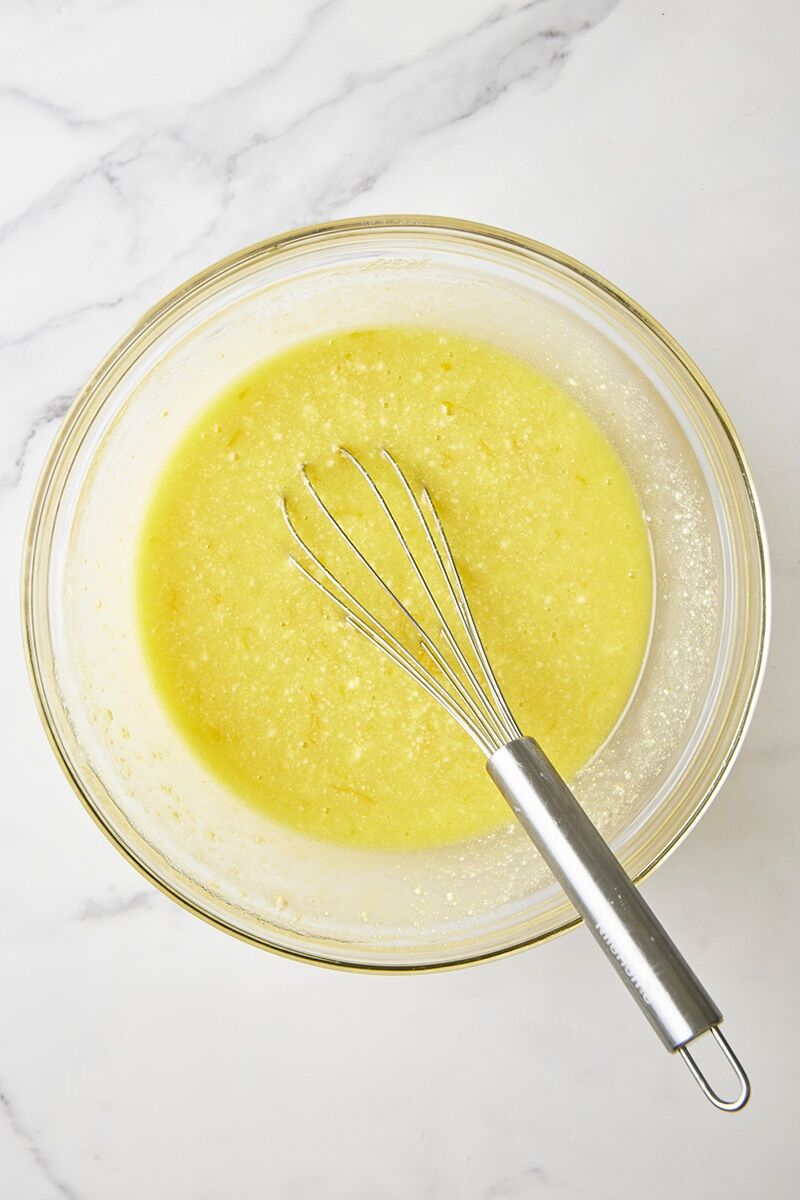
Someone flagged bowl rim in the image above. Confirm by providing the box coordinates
[21,213,771,973]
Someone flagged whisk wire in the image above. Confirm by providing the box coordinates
[340,449,511,748]
[282,449,517,755]
[286,536,496,755]
[380,449,520,746]
[294,466,504,748]
[280,500,497,754]
[418,480,522,742]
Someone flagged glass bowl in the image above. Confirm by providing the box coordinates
[23,216,769,970]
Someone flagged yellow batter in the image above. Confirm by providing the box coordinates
[137,328,652,850]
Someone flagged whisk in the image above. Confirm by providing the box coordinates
[282,447,750,1112]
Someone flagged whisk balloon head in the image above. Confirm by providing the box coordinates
[281,447,521,757]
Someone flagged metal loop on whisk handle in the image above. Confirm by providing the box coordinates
[488,737,750,1112]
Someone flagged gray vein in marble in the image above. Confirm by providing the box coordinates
[1,0,618,493]
[1,393,73,489]
[0,0,337,245]
[14,0,602,255]
[77,889,155,919]
[222,0,618,219]
[192,0,343,114]
[0,148,119,247]
[0,293,126,352]
[0,1081,80,1200]
[0,83,105,131]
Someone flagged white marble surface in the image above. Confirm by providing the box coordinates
[1,0,798,1195]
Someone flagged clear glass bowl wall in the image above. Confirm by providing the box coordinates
[24,218,768,969]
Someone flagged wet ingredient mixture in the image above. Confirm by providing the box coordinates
[137,327,652,850]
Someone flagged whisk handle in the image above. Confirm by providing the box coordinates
[488,737,721,1051]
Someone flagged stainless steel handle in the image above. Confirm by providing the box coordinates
[488,737,750,1109]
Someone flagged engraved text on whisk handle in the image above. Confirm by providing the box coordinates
[594,922,652,1005]
[487,737,723,1052]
